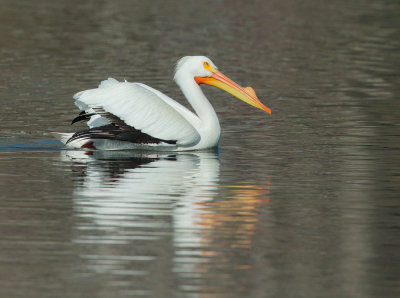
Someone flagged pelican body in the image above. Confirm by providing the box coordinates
[60,56,271,151]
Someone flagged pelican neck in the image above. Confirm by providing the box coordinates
[175,74,219,128]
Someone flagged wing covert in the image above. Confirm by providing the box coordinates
[73,79,200,146]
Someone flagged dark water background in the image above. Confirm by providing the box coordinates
[0,0,399,297]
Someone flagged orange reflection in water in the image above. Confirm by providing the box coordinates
[174,181,271,294]
[197,181,271,250]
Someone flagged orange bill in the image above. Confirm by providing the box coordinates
[195,71,271,114]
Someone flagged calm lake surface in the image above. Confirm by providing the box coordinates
[0,0,399,297]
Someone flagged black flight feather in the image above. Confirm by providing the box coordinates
[71,111,95,124]
[68,108,177,145]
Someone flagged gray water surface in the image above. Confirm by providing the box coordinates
[0,0,399,297]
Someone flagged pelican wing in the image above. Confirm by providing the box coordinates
[73,78,200,146]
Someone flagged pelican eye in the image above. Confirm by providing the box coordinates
[203,61,215,73]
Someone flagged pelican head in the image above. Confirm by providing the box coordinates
[174,56,271,114]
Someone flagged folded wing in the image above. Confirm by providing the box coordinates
[73,78,201,146]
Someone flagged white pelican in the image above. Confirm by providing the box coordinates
[59,56,271,151]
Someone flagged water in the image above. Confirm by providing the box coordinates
[0,0,399,297]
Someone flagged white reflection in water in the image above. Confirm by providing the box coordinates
[67,151,219,225]
[62,150,220,274]
[62,150,270,294]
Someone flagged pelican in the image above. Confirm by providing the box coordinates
[59,56,271,151]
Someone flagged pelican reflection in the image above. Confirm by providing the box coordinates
[61,149,270,294]
[62,150,220,232]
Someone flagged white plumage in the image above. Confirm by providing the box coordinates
[58,56,271,151]
[74,80,200,146]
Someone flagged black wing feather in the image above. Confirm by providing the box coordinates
[68,108,177,145]
[71,111,96,124]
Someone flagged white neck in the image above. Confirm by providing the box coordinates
[175,75,216,122]
[175,73,221,147]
